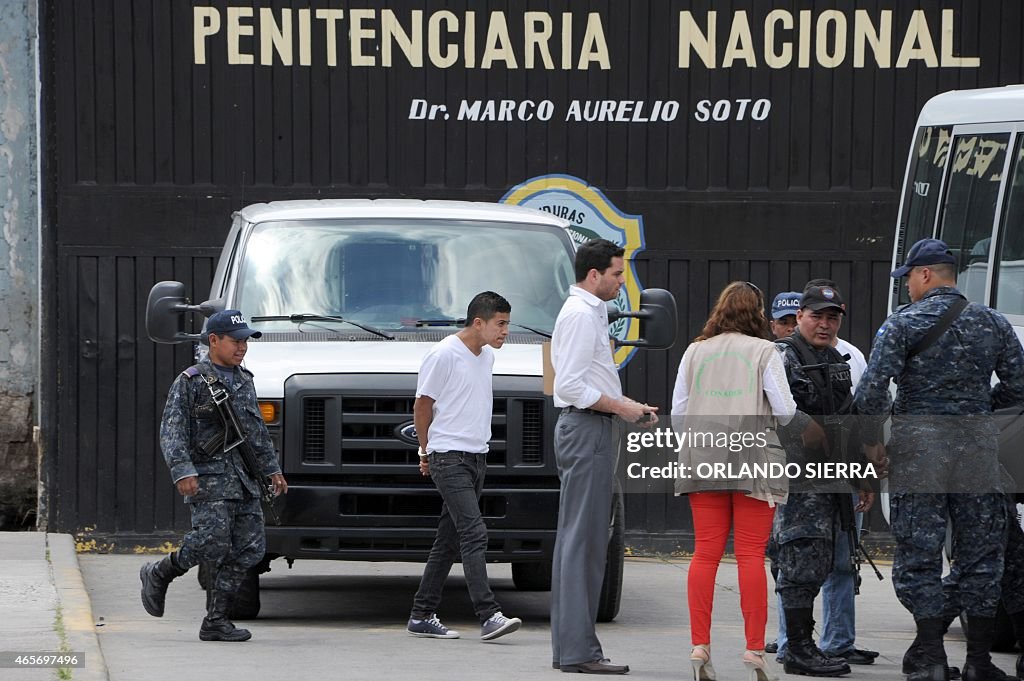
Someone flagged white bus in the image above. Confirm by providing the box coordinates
[890,83,1024,494]
[891,85,1024,327]
[888,85,1024,647]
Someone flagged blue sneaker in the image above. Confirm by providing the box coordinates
[481,611,521,641]
[407,614,459,639]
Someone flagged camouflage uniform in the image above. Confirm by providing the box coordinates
[854,286,1024,620]
[1002,501,1024,617]
[942,496,1024,618]
[159,357,282,594]
[771,338,853,609]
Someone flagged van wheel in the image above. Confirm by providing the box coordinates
[512,561,552,591]
[231,569,261,620]
[197,559,266,619]
[596,485,625,623]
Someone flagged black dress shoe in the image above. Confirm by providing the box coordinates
[560,660,630,674]
[765,641,779,654]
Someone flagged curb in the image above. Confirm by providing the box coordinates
[48,533,109,681]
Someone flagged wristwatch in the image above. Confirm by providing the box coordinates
[418,446,428,460]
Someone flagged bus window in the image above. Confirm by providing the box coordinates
[896,126,951,306]
[994,137,1024,316]
[938,132,1010,304]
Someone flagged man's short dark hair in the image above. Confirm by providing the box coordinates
[574,239,625,283]
[804,278,837,292]
[465,291,511,326]
[921,263,957,280]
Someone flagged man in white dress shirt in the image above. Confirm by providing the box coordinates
[549,239,658,675]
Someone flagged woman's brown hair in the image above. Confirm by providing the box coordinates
[695,281,772,341]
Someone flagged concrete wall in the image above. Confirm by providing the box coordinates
[0,0,38,529]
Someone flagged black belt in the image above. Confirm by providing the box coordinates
[562,406,615,419]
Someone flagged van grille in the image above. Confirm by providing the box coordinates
[303,397,326,462]
[522,400,543,465]
[299,394,545,466]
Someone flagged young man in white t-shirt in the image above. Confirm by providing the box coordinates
[406,291,523,642]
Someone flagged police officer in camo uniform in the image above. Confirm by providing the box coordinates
[140,310,287,642]
[855,239,1024,681]
[997,497,1024,679]
[939,495,1024,680]
[771,283,874,677]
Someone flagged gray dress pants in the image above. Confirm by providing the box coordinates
[550,410,620,667]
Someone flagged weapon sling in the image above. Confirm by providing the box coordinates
[201,374,282,525]
[907,297,969,360]
[776,335,883,590]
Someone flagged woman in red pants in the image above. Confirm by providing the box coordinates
[671,282,796,681]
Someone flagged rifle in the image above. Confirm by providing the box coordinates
[792,349,884,592]
[201,375,282,525]
[836,492,884,594]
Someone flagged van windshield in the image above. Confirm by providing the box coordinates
[233,219,575,333]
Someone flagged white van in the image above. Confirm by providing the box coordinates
[146,199,675,620]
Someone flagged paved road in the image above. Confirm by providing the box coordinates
[79,555,1016,681]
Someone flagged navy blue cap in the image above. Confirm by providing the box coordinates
[801,285,845,313]
[206,310,262,340]
[891,238,957,278]
[770,292,802,319]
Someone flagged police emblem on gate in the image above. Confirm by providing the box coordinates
[502,174,647,368]
[396,422,419,445]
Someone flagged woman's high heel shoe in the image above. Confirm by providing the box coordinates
[690,645,717,681]
[742,650,779,681]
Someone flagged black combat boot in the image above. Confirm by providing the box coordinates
[139,552,188,617]
[904,615,960,679]
[199,590,252,642]
[961,616,1018,681]
[782,608,851,677]
[907,618,951,681]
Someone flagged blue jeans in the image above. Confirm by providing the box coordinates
[776,495,861,658]
[411,451,500,624]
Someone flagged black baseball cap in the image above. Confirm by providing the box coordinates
[800,285,845,313]
[206,310,262,339]
[891,238,957,278]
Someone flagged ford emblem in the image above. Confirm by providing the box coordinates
[396,422,419,445]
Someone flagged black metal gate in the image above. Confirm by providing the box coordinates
[38,0,1024,547]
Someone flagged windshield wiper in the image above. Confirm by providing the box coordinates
[510,322,551,338]
[251,314,394,340]
[413,318,551,338]
[413,318,464,327]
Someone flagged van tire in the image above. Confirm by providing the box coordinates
[597,485,625,623]
[230,569,261,620]
[512,561,552,591]
[197,559,266,620]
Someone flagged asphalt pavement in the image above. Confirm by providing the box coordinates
[4,531,1022,681]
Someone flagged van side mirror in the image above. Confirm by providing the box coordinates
[607,288,678,350]
[145,281,220,344]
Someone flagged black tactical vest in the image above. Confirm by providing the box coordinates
[776,333,853,417]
